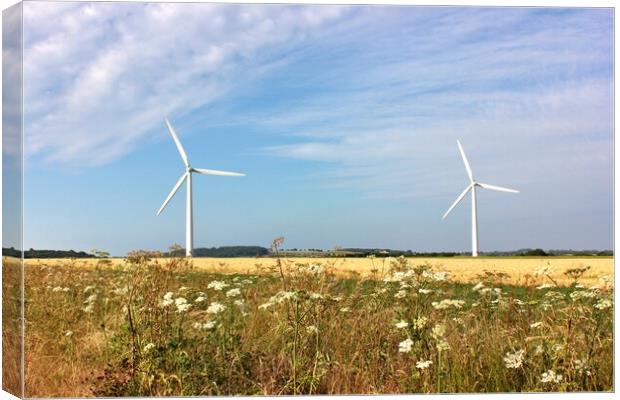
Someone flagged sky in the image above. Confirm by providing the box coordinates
[12,2,613,255]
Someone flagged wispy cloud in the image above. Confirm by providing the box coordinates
[23,2,348,166]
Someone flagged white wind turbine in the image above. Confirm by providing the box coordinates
[442,140,519,257]
[157,118,245,257]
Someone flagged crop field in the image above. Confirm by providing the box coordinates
[3,254,614,396]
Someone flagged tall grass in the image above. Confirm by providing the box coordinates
[22,253,612,396]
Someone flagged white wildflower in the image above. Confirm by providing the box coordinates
[412,316,428,330]
[83,303,94,313]
[52,286,63,292]
[594,298,612,310]
[175,297,191,313]
[143,343,155,352]
[395,320,408,329]
[536,283,555,290]
[394,290,407,299]
[162,292,174,307]
[503,349,525,369]
[418,288,433,294]
[530,322,543,329]
[207,302,226,314]
[226,288,241,298]
[416,360,433,369]
[84,294,98,304]
[432,299,465,310]
[472,282,485,291]
[194,296,206,303]
[207,281,229,291]
[398,338,413,353]
[65,330,73,338]
[62,287,70,292]
[541,370,562,383]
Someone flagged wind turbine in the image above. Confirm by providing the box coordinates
[157,118,245,257]
[442,140,519,257]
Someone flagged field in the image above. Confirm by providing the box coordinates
[4,255,614,396]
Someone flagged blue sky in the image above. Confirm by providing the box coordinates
[16,3,613,255]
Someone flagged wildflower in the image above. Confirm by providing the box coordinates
[143,343,155,352]
[310,292,324,300]
[412,316,428,330]
[418,288,433,294]
[398,338,414,353]
[194,296,206,303]
[394,290,407,299]
[431,324,446,339]
[472,282,485,291]
[504,349,525,369]
[226,288,241,298]
[65,331,73,338]
[258,302,273,310]
[306,325,318,334]
[416,360,433,369]
[207,302,226,314]
[395,320,408,329]
[207,281,229,291]
[193,321,217,330]
[162,292,174,307]
[570,290,597,301]
[530,322,543,329]
[536,283,555,290]
[175,297,191,313]
[595,299,612,310]
[432,299,465,310]
[234,299,245,307]
[541,370,562,383]
[62,287,70,292]
[436,340,450,351]
[52,286,63,292]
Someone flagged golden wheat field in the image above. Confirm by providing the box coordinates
[2,255,614,396]
[25,256,613,286]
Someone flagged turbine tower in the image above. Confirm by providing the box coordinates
[442,140,519,257]
[157,118,245,257]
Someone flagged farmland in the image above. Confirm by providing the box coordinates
[4,255,614,396]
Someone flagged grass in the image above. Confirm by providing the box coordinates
[13,253,613,396]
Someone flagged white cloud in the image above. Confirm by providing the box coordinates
[23,2,348,166]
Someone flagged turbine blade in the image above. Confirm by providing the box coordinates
[157,172,188,215]
[457,140,474,183]
[192,168,245,177]
[478,182,519,194]
[442,184,472,219]
[165,118,189,167]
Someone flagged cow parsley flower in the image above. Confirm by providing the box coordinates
[162,292,174,307]
[416,360,433,369]
[143,343,156,352]
[398,338,414,353]
[595,299,612,310]
[503,349,525,369]
[395,320,408,329]
[207,302,226,314]
[394,290,407,299]
[207,281,229,291]
[226,288,241,298]
[194,296,206,303]
[541,370,562,383]
[175,297,191,313]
